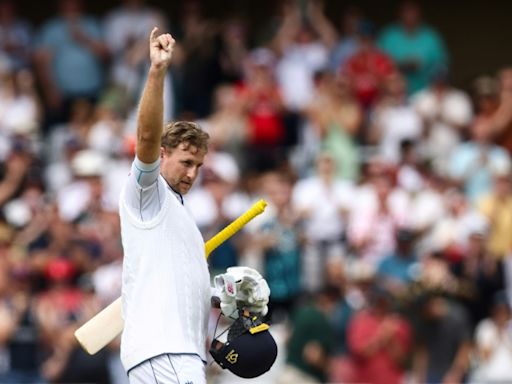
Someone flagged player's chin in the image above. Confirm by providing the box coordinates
[178,181,192,194]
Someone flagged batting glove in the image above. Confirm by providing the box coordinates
[213,266,270,319]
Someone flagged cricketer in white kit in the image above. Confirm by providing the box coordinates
[119,28,269,384]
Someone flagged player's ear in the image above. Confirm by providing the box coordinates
[160,147,165,159]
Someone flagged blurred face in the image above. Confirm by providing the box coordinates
[492,304,511,325]
[424,296,446,320]
[495,176,511,197]
[160,143,205,195]
[471,120,492,143]
[341,9,361,35]
[60,0,83,18]
[316,154,336,178]
[223,20,246,44]
[400,2,421,30]
[295,24,315,44]
[214,85,237,111]
[384,73,407,97]
[499,68,512,93]
[374,175,392,200]
[477,94,499,114]
[263,173,291,210]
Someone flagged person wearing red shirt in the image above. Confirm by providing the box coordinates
[341,21,396,109]
[347,285,411,384]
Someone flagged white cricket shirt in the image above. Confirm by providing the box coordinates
[119,157,211,372]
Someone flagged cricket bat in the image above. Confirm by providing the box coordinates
[74,199,267,355]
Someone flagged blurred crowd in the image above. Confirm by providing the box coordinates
[0,0,512,383]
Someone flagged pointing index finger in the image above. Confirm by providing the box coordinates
[149,27,159,42]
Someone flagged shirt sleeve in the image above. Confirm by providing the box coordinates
[123,156,166,222]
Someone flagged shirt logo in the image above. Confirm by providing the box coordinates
[226,349,238,364]
[227,282,235,295]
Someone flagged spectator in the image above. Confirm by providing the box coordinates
[323,257,356,383]
[276,287,336,384]
[491,67,512,155]
[412,293,472,384]
[413,66,473,175]
[44,98,94,161]
[369,71,423,164]
[33,0,109,128]
[0,0,32,71]
[0,145,32,208]
[448,107,510,203]
[175,0,221,119]
[186,151,242,275]
[377,228,418,297]
[36,258,110,383]
[405,169,447,247]
[0,249,45,384]
[217,16,250,83]
[395,139,426,198]
[304,71,362,180]
[348,162,409,266]
[0,68,41,143]
[427,188,488,263]
[342,20,396,110]
[477,169,512,259]
[56,148,109,223]
[238,48,286,171]
[198,84,248,167]
[252,170,302,323]
[471,75,501,139]
[272,1,331,113]
[451,228,505,327]
[328,6,363,72]
[470,291,512,383]
[292,151,354,292]
[103,0,171,120]
[378,0,449,94]
[347,285,411,384]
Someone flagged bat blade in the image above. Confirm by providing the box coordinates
[74,297,123,355]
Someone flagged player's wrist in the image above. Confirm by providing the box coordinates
[149,63,169,76]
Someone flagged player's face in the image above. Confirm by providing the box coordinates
[161,143,205,195]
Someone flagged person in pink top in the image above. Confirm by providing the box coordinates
[347,286,411,384]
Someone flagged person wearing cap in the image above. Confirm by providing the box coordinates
[118,28,270,384]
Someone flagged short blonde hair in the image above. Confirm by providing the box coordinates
[161,121,209,153]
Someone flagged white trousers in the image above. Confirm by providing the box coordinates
[128,354,206,384]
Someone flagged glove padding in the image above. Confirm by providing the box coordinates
[214,266,270,319]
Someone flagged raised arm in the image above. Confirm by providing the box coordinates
[136,28,175,164]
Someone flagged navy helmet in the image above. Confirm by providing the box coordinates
[210,310,278,379]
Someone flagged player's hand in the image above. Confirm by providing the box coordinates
[214,266,270,318]
[149,27,175,70]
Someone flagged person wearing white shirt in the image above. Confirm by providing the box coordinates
[120,28,271,384]
[292,152,354,291]
[470,292,512,383]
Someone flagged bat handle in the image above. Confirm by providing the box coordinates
[205,199,267,257]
